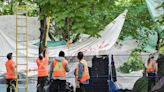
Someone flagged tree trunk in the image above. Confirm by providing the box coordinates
[39,18,47,55]
[72,33,80,43]
[39,7,47,55]
[10,0,14,15]
[156,32,160,53]
[48,32,55,41]
[63,17,73,41]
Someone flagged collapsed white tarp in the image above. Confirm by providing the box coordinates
[0,10,128,57]
[49,10,128,56]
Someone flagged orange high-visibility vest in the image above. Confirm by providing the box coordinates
[6,60,16,79]
[146,62,157,73]
[53,59,67,77]
[36,57,48,77]
[76,60,90,83]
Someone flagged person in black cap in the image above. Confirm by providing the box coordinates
[5,53,17,92]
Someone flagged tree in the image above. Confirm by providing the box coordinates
[36,0,52,54]
[35,0,156,54]
[118,49,144,73]
[113,0,164,53]
[116,0,154,40]
[36,0,118,54]
[0,0,159,54]
[0,0,38,16]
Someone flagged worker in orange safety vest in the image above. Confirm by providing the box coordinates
[75,52,90,92]
[146,55,157,92]
[36,49,49,92]
[5,53,16,92]
[49,51,69,92]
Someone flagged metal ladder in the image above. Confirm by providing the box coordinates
[16,5,28,92]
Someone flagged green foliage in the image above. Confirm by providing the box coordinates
[137,27,158,52]
[0,0,160,50]
[42,0,154,42]
[0,1,15,15]
[21,0,39,16]
[0,1,2,15]
[0,0,38,16]
[119,0,154,40]
[36,0,121,40]
[117,0,163,53]
[137,15,164,53]
[160,45,164,53]
[133,77,148,92]
[118,49,144,73]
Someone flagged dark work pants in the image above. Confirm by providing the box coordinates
[51,79,66,92]
[6,79,16,92]
[79,83,88,92]
[37,76,48,92]
[148,73,156,92]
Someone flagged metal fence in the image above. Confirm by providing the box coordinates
[0,53,159,92]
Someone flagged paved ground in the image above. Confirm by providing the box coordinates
[0,84,36,92]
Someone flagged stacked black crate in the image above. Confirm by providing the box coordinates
[87,55,109,92]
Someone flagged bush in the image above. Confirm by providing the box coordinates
[133,77,148,92]
[118,49,144,73]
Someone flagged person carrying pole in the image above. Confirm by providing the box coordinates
[36,49,49,92]
[5,53,16,92]
[146,55,157,92]
[75,52,90,92]
[49,51,70,92]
